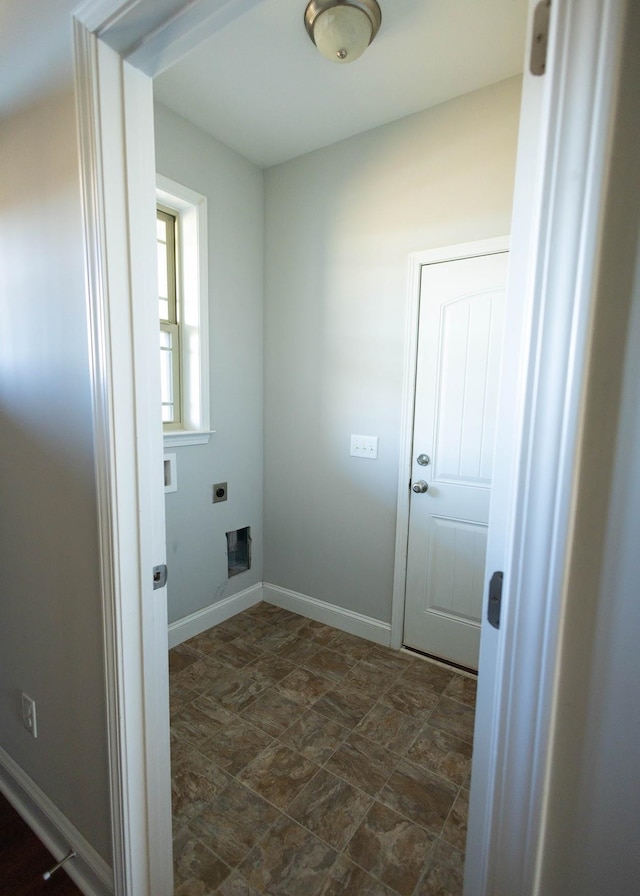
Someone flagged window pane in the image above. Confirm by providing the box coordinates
[157,217,166,241]
[157,241,168,300]
[160,332,174,410]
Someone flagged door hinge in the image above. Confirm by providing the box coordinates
[530,0,550,76]
[153,564,168,590]
[487,570,503,629]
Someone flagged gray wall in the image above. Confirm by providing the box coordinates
[154,103,264,624]
[0,39,111,864]
[263,76,521,622]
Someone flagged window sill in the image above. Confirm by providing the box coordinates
[163,430,214,448]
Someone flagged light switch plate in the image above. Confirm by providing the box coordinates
[350,434,378,459]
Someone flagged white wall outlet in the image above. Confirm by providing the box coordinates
[21,692,37,738]
[350,434,379,459]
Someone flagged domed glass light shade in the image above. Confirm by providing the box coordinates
[304,0,382,64]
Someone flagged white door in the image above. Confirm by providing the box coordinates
[403,251,508,670]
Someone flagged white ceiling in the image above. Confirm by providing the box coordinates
[153,0,528,169]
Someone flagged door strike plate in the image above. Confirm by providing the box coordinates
[153,564,168,590]
[487,570,503,629]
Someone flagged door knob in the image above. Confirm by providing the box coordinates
[416,454,431,466]
[412,480,429,493]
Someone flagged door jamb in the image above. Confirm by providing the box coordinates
[391,237,510,652]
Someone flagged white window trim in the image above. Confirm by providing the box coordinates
[156,174,213,447]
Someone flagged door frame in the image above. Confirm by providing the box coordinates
[70,0,629,893]
[391,236,510,655]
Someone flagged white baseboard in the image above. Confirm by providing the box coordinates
[0,748,113,896]
[262,584,391,647]
[168,583,263,648]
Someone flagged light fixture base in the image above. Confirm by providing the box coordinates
[304,0,382,63]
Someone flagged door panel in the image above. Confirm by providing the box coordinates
[403,251,508,670]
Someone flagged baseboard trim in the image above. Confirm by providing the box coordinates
[168,583,263,648]
[0,748,113,896]
[263,584,391,647]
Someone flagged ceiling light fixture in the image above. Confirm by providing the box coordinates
[304,0,382,64]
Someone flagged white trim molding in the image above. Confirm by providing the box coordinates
[168,584,263,648]
[0,749,113,896]
[263,584,392,647]
[73,14,173,896]
[391,237,510,652]
[466,2,631,894]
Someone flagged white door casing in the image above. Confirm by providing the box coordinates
[403,251,509,670]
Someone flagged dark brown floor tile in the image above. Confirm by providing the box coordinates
[197,710,273,775]
[173,828,231,892]
[414,839,465,896]
[277,612,311,633]
[189,780,280,868]
[263,606,302,626]
[239,815,337,895]
[400,660,454,695]
[367,646,410,680]
[325,630,375,661]
[368,648,414,677]
[174,657,229,693]
[428,697,475,744]
[441,789,469,852]
[212,639,259,669]
[379,761,457,835]
[246,602,285,621]
[216,871,261,895]
[406,724,473,786]
[355,703,423,756]
[279,709,349,763]
[313,685,375,728]
[272,634,320,665]
[238,741,319,810]
[297,620,339,645]
[252,624,299,654]
[213,616,256,639]
[170,643,202,675]
[170,682,196,718]
[326,733,399,796]
[172,701,230,749]
[345,801,435,896]
[240,687,306,737]
[304,647,355,682]
[187,625,238,652]
[340,659,398,698]
[172,749,231,827]
[318,854,397,895]
[171,736,198,769]
[288,768,372,850]
[444,674,478,708]
[380,676,440,717]
[204,668,267,712]
[277,668,333,704]
[246,654,297,687]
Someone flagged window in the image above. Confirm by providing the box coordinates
[155,176,211,446]
[157,207,181,428]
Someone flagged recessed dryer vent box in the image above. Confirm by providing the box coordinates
[226,527,251,577]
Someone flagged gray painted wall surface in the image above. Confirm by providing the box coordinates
[263,77,521,622]
[154,103,264,624]
[0,45,111,862]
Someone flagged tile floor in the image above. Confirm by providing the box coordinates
[169,603,476,895]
